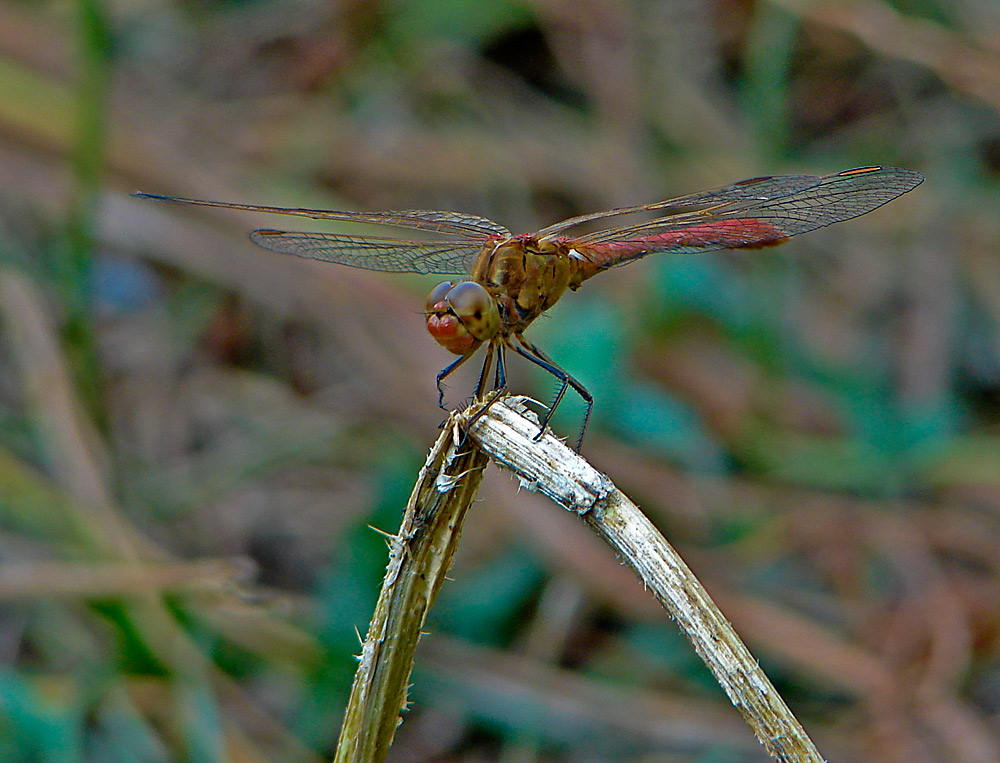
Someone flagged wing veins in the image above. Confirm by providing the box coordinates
[539,167,921,242]
[132,192,509,239]
[574,167,923,248]
[249,230,483,275]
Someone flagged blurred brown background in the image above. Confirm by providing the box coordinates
[1,0,999,760]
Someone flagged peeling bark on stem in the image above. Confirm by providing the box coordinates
[468,397,825,763]
[333,396,824,763]
[333,412,489,763]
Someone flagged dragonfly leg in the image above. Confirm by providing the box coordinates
[494,343,507,390]
[474,343,495,400]
[511,335,593,451]
[462,341,508,445]
[436,352,476,410]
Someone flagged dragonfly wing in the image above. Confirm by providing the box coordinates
[539,166,922,240]
[249,230,485,275]
[571,167,923,265]
[394,210,510,238]
[133,192,508,238]
[535,174,827,237]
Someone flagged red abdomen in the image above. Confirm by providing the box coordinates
[578,218,789,271]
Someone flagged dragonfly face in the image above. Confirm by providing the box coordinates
[425,280,500,355]
[134,165,924,449]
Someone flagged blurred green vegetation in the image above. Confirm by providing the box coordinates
[0,0,999,760]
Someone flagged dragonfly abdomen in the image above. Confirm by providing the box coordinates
[571,218,790,276]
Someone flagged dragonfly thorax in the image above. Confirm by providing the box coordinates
[471,236,583,336]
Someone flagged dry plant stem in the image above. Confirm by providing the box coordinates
[333,414,489,763]
[469,396,825,763]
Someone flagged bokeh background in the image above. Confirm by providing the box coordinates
[1,0,999,760]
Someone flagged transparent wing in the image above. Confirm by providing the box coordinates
[562,166,924,266]
[132,192,510,239]
[393,209,510,238]
[539,166,923,243]
[249,230,485,275]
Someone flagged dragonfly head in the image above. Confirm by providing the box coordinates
[425,280,501,355]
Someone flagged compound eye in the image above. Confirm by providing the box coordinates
[425,281,454,313]
[446,281,500,341]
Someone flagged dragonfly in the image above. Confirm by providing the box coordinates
[135,165,923,449]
